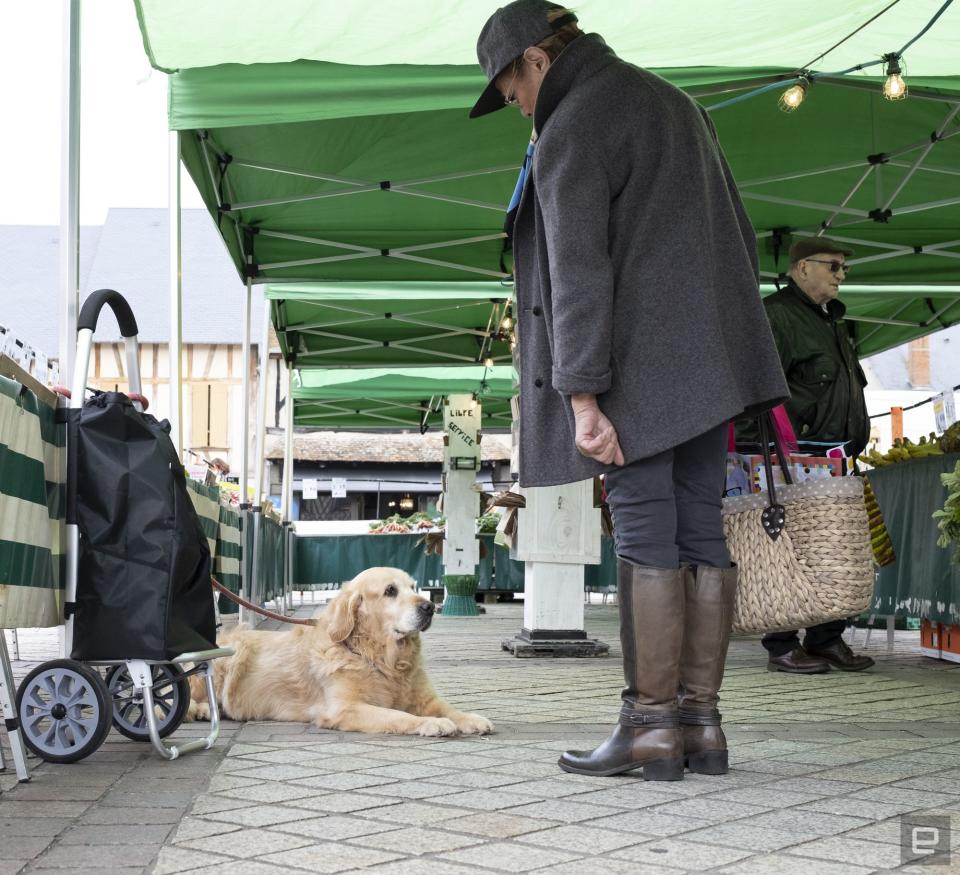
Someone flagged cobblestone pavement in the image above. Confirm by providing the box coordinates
[3,601,960,874]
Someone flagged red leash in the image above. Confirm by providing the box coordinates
[211,576,315,626]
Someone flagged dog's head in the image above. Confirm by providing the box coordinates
[326,567,435,643]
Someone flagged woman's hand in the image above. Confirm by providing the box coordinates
[571,394,625,466]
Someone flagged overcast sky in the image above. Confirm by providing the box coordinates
[1,1,204,227]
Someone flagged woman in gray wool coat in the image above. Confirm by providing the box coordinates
[471,1,788,781]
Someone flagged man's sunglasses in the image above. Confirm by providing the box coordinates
[805,258,850,275]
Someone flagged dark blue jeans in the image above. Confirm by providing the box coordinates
[604,422,731,570]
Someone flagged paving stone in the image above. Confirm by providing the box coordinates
[189,795,257,815]
[515,823,644,853]
[611,836,754,869]
[0,834,55,859]
[338,860,480,875]
[588,810,707,837]
[202,804,325,828]
[6,783,107,802]
[57,823,175,845]
[358,763,452,781]
[225,763,332,782]
[681,822,815,852]
[797,797,911,821]
[348,825,483,855]
[30,842,162,868]
[738,809,872,836]
[426,770,530,789]
[649,797,771,823]
[343,799,473,825]
[359,781,464,800]
[258,842,403,873]
[711,786,822,807]
[269,814,401,841]
[438,840,581,872]
[171,816,243,843]
[716,853,877,874]
[502,798,626,823]
[0,816,74,836]
[287,772,400,791]
[0,862,29,875]
[217,783,328,804]
[177,826,315,858]
[278,792,402,814]
[425,788,543,811]
[534,859,685,875]
[179,862,294,875]
[844,816,960,848]
[0,801,91,819]
[426,811,563,838]
[782,835,906,868]
[153,846,231,875]
[77,805,184,825]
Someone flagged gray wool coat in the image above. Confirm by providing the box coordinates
[512,33,789,487]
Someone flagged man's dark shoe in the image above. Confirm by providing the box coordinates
[805,639,875,672]
[767,647,831,674]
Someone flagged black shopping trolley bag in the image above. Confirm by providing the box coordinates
[66,391,217,660]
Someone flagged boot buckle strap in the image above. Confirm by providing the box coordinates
[679,708,722,726]
[619,708,679,728]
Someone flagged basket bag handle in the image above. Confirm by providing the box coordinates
[758,410,793,541]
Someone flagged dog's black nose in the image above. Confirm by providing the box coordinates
[418,601,436,616]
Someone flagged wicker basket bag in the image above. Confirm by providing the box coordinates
[723,415,875,635]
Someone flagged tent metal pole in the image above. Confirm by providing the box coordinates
[282,365,294,521]
[388,253,510,279]
[282,365,294,613]
[819,166,874,232]
[883,104,960,212]
[893,196,960,216]
[256,229,380,253]
[888,160,960,179]
[231,158,371,186]
[241,273,252,506]
[739,192,868,217]
[58,0,81,390]
[260,253,381,271]
[789,231,917,252]
[858,300,917,349]
[227,185,381,212]
[168,130,183,458]
[253,297,271,507]
[845,315,926,327]
[389,188,507,212]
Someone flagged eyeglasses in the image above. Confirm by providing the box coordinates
[805,258,850,275]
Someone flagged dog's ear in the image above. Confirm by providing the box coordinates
[326,591,362,643]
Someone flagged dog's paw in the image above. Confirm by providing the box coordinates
[416,717,459,737]
[185,700,211,723]
[454,713,494,735]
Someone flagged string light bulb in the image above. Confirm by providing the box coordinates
[501,315,513,330]
[484,356,494,368]
[469,394,478,410]
[778,77,808,113]
[882,54,907,100]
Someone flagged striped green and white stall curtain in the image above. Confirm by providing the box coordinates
[215,503,243,614]
[185,478,220,556]
[258,515,286,605]
[0,376,64,628]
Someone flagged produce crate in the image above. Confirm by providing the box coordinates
[941,622,960,664]
[920,619,942,659]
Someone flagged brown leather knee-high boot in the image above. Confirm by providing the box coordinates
[558,561,684,780]
[678,565,737,774]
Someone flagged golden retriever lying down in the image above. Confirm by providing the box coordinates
[186,567,493,737]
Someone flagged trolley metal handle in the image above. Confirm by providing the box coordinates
[78,289,139,337]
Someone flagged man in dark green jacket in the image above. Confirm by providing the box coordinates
[759,238,875,674]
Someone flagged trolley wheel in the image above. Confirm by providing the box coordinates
[15,660,113,764]
[105,663,190,741]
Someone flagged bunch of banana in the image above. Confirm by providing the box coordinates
[862,475,895,566]
[939,422,960,454]
[860,434,944,468]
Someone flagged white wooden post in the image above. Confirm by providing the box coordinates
[503,480,609,657]
[441,394,481,616]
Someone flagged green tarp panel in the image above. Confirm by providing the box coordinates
[257,516,287,605]
[0,376,65,628]
[292,532,617,593]
[868,455,960,626]
[266,283,513,368]
[135,0,960,354]
[294,365,515,430]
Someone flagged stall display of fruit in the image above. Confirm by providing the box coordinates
[939,422,960,454]
[934,460,960,564]
[368,512,443,534]
[862,475,896,567]
[860,433,944,468]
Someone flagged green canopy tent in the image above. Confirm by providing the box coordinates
[266,282,513,368]
[292,365,515,430]
[135,0,960,355]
